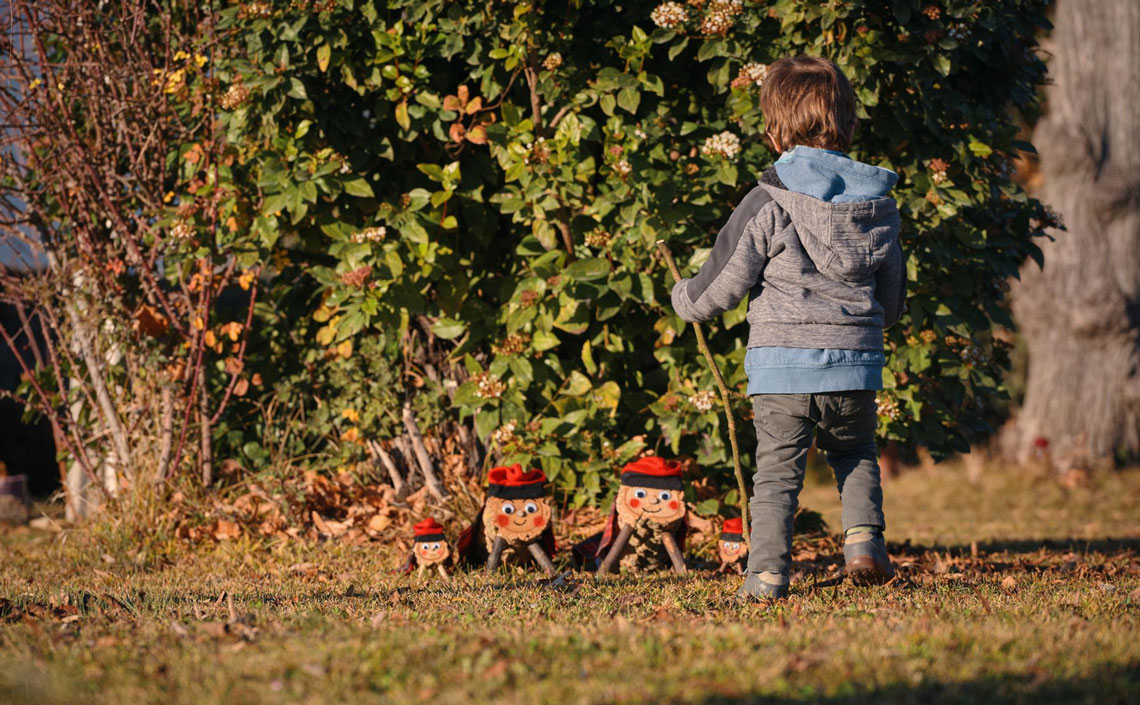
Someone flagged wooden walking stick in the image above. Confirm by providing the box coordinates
[656,240,751,543]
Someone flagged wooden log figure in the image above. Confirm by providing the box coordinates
[396,517,452,581]
[716,517,747,575]
[596,456,688,576]
[456,464,558,577]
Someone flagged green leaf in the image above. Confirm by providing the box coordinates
[968,139,993,158]
[343,178,374,198]
[287,77,308,100]
[934,54,952,77]
[432,317,466,340]
[617,86,640,114]
[564,371,591,396]
[395,100,410,130]
[564,257,611,281]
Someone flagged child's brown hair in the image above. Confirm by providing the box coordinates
[759,55,857,153]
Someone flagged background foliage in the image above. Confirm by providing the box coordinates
[202,0,1050,507]
[5,0,1053,513]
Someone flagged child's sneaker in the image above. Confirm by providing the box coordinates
[736,571,789,601]
[843,528,894,584]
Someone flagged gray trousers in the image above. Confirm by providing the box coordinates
[748,391,885,575]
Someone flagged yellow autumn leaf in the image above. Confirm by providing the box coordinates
[336,339,353,359]
[341,408,360,423]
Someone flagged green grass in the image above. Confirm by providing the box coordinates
[2,462,1138,705]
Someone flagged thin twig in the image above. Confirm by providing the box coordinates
[655,239,750,543]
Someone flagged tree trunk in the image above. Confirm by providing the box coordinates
[1011,0,1140,469]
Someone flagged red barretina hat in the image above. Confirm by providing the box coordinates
[487,464,547,499]
[620,456,684,491]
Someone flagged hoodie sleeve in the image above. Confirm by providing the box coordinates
[670,187,774,323]
[874,238,907,328]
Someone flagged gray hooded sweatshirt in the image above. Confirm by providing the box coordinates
[670,147,905,394]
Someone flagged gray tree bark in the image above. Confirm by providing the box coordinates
[1012,0,1140,468]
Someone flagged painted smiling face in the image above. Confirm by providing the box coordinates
[414,540,450,565]
[718,539,746,563]
[483,496,551,543]
[616,484,686,526]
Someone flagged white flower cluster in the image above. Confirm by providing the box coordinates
[734,62,769,87]
[710,0,743,13]
[476,373,507,399]
[876,395,902,421]
[492,421,517,446]
[614,159,632,177]
[959,344,989,366]
[651,2,688,28]
[585,228,612,248]
[351,226,386,244]
[171,219,194,240]
[700,0,743,36]
[542,53,562,71]
[690,390,717,412]
[220,83,249,110]
[700,131,741,160]
[948,24,970,41]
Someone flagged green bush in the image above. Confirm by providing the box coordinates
[175,0,1050,505]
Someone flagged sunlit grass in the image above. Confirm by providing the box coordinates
[1,462,1137,705]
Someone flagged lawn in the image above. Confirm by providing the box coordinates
[1,462,1138,705]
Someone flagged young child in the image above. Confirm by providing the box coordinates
[669,55,904,600]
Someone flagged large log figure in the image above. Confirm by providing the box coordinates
[597,456,688,576]
[1012,0,1140,467]
[458,464,557,577]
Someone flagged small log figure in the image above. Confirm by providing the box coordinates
[397,517,451,581]
[457,464,557,577]
[596,456,688,576]
[716,516,748,575]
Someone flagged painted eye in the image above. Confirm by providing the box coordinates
[633,489,647,499]
[731,543,740,550]
[658,491,672,501]
[432,543,440,550]
[524,501,539,514]
[501,503,515,515]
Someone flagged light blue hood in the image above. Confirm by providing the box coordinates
[773,146,898,203]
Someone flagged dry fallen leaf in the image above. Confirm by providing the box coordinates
[212,519,241,540]
[1001,575,1018,591]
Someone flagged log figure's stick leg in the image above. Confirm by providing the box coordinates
[661,530,687,575]
[416,562,427,578]
[597,523,635,576]
[527,542,557,577]
[436,564,450,581]
[486,536,508,574]
[715,560,727,574]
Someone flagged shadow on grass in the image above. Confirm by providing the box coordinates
[696,661,1140,705]
[914,536,1140,557]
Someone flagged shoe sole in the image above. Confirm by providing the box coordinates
[845,555,894,585]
